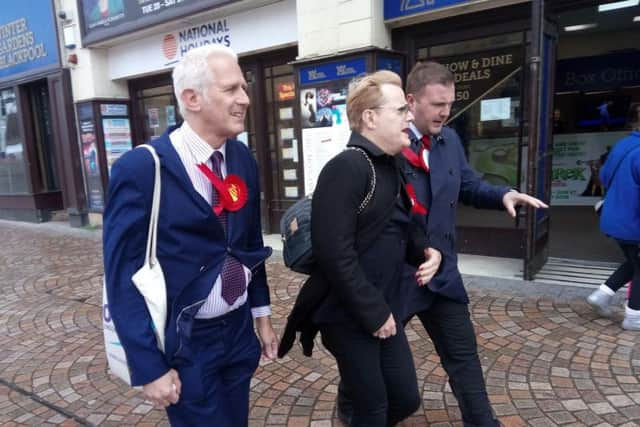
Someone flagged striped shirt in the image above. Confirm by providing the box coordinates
[169,121,271,319]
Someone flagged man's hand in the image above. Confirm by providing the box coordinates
[143,369,181,408]
[415,247,442,286]
[255,316,279,360]
[373,314,396,340]
[502,190,548,217]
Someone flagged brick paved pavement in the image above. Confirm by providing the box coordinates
[1,220,639,426]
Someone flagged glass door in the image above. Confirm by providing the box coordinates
[263,63,302,230]
[130,74,180,145]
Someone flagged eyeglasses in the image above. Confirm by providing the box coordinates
[371,104,410,115]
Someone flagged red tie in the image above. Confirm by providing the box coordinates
[421,135,431,151]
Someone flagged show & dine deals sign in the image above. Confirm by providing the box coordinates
[434,47,522,121]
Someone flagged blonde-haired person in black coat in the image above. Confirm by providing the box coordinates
[294,70,431,427]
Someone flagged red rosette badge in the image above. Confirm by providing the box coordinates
[219,174,248,212]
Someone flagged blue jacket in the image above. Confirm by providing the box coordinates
[401,126,510,310]
[103,127,271,386]
[600,130,640,243]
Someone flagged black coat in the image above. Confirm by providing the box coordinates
[278,132,426,357]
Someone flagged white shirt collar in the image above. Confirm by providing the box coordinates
[180,120,227,164]
[409,122,423,141]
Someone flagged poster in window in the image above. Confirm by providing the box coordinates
[166,105,177,126]
[82,0,126,30]
[551,131,627,205]
[100,103,128,116]
[103,118,132,174]
[277,82,295,101]
[148,108,160,129]
[80,118,104,211]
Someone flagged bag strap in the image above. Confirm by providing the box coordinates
[137,144,161,268]
[346,147,376,214]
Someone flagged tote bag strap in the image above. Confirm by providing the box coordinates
[137,145,161,268]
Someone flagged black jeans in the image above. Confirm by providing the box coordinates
[605,241,640,309]
[320,321,420,427]
[414,296,498,427]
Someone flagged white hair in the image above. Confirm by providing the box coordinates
[172,44,238,115]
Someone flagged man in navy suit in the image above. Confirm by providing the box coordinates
[405,61,547,426]
[103,45,278,426]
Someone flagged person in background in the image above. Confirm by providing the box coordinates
[103,45,277,426]
[586,126,640,330]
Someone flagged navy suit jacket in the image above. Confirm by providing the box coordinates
[402,126,510,312]
[103,126,271,386]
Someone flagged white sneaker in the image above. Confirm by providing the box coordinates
[622,304,640,331]
[586,288,613,317]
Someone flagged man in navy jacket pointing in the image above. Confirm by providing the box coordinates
[405,61,547,426]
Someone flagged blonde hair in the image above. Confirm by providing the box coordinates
[347,70,402,132]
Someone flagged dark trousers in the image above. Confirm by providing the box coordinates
[605,241,640,309]
[166,304,261,427]
[320,321,420,427]
[414,295,498,427]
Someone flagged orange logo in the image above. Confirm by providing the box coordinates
[162,34,177,60]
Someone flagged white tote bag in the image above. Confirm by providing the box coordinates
[103,144,167,385]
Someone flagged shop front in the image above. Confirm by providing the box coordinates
[0,1,86,225]
[388,0,554,277]
[381,0,639,275]
[76,0,298,231]
[548,2,640,263]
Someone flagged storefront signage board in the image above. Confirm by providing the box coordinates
[299,58,367,85]
[0,1,60,82]
[384,0,475,20]
[556,52,640,93]
[79,0,240,46]
[108,0,296,80]
[376,56,403,75]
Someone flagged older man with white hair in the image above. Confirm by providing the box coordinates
[103,44,277,426]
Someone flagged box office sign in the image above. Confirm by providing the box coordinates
[79,0,239,46]
[433,47,522,121]
[556,52,640,93]
[0,1,60,82]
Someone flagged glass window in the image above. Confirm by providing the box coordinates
[421,35,525,228]
[0,88,29,194]
[135,84,180,142]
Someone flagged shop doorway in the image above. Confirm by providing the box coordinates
[26,80,60,193]
[241,47,300,233]
[547,1,639,263]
